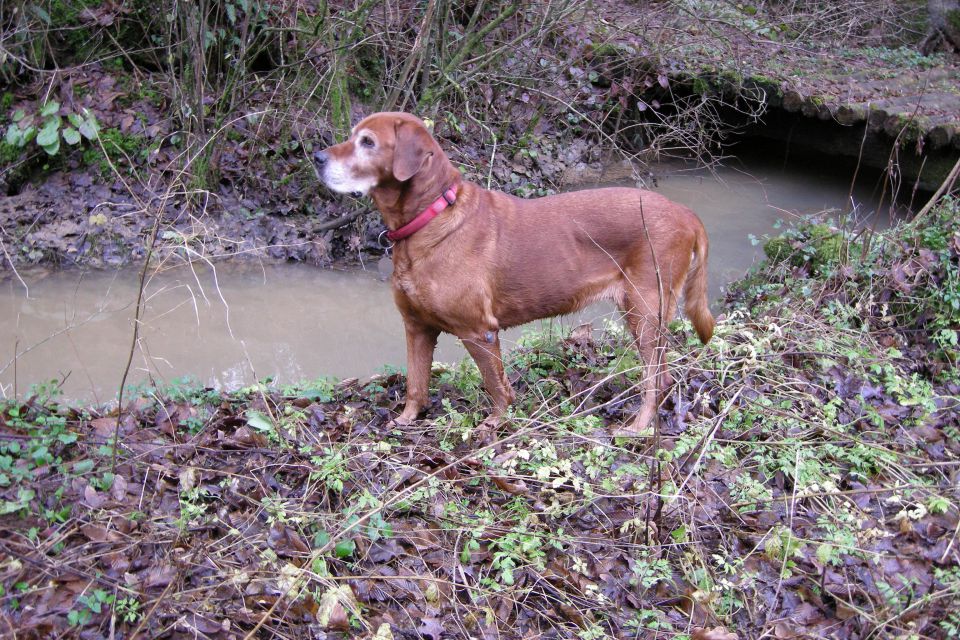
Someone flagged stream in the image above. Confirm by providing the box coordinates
[1,156,900,401]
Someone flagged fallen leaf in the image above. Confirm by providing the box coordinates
[316,585,358,631]
[692,627,738,640]
[111,474,129,501]
[418,617,444,640]
[83,485,106,509]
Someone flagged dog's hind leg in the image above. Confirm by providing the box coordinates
[462,331,515,423]
[395,321,440,424]
[619,280,677,435]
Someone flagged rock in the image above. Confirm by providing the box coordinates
[782,90,804,112]
[927,124,953,149]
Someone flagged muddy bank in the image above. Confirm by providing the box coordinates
[0,60,616,270]
[2,3,957,272]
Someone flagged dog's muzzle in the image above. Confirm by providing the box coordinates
[313,150,363,198]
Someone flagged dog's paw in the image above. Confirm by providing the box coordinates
[610,424,653,439]
[612,409,657,438]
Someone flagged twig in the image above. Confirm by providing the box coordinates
[914,155,960,221]
[110,204,165,474]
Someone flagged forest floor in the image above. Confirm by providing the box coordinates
[1,5,960,637]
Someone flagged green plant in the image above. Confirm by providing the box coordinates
[115,596,142,623]
[245,410,279,444]
[762,222,847,275]
[577,623,608,640]
[510,328,574,381]
[177,486,211,529]
[5,102,97,156]
[854,46,944,69]
[0,386,78,501]
[309,447,351,493]
[629,550,672,590]
[262,494,297,525]
[282,377,337,402]
[69,588,115,626]
[941,612,960,639]
[485,524,561,587]
[436,360,484,404]
[764,526,805,578]
[435,398,479,450]
[82,127,156,176]
[625,609,675,633]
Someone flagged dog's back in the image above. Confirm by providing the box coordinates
[457,185,713,340]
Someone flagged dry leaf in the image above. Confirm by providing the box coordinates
[692,627,738,640]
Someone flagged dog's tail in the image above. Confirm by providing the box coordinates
[683,222,715,344]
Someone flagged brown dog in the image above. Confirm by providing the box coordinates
[315,112,714,433]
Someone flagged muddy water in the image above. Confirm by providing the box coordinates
[1,160,894,401]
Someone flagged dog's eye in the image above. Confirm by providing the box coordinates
[359,136,375,148]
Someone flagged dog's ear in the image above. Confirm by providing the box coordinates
[392,119,433,182]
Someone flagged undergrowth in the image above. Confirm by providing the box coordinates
[1,197,958,637]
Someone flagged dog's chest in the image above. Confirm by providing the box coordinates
[392,267,475,328]
[393,270,438,310]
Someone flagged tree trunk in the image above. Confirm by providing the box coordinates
[923,0,960,53]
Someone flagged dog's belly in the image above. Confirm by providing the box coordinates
[494,268,626,328]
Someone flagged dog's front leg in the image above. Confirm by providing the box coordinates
[395,321,440,424]
[462,331,515,423]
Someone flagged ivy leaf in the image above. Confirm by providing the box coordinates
[78,114,99,141]
[12,109,25,123]
[62,127,81,145]
[39,101,60,118]
[30,5,52,24]
[333,538,355,558]
[73,459,95,474]
[67,113,84,128]
[36,119,60,154]
[245,411,274,432]
[5,124,22,147]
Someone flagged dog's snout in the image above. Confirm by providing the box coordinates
[313,150,329,166]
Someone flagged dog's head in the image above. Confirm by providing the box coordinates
[314,112,442,198]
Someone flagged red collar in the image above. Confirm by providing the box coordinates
[386,184,458,242]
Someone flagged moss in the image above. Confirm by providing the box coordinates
[719,69,743,84]
[894,115,924,142]
[810,228,844,268]
[1,92,13,113]
[947,9,960,32]
[329,71,352,137]
[763,236,792,263]
[48,0,103,59]
[763,224,845,273]
[82,128,154,176]
[345,43,385,103]
[588,42,627,58]
[0,140,21,165]
[115,78,165,109]
[749,73,780,89]
[692,77,711,96]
